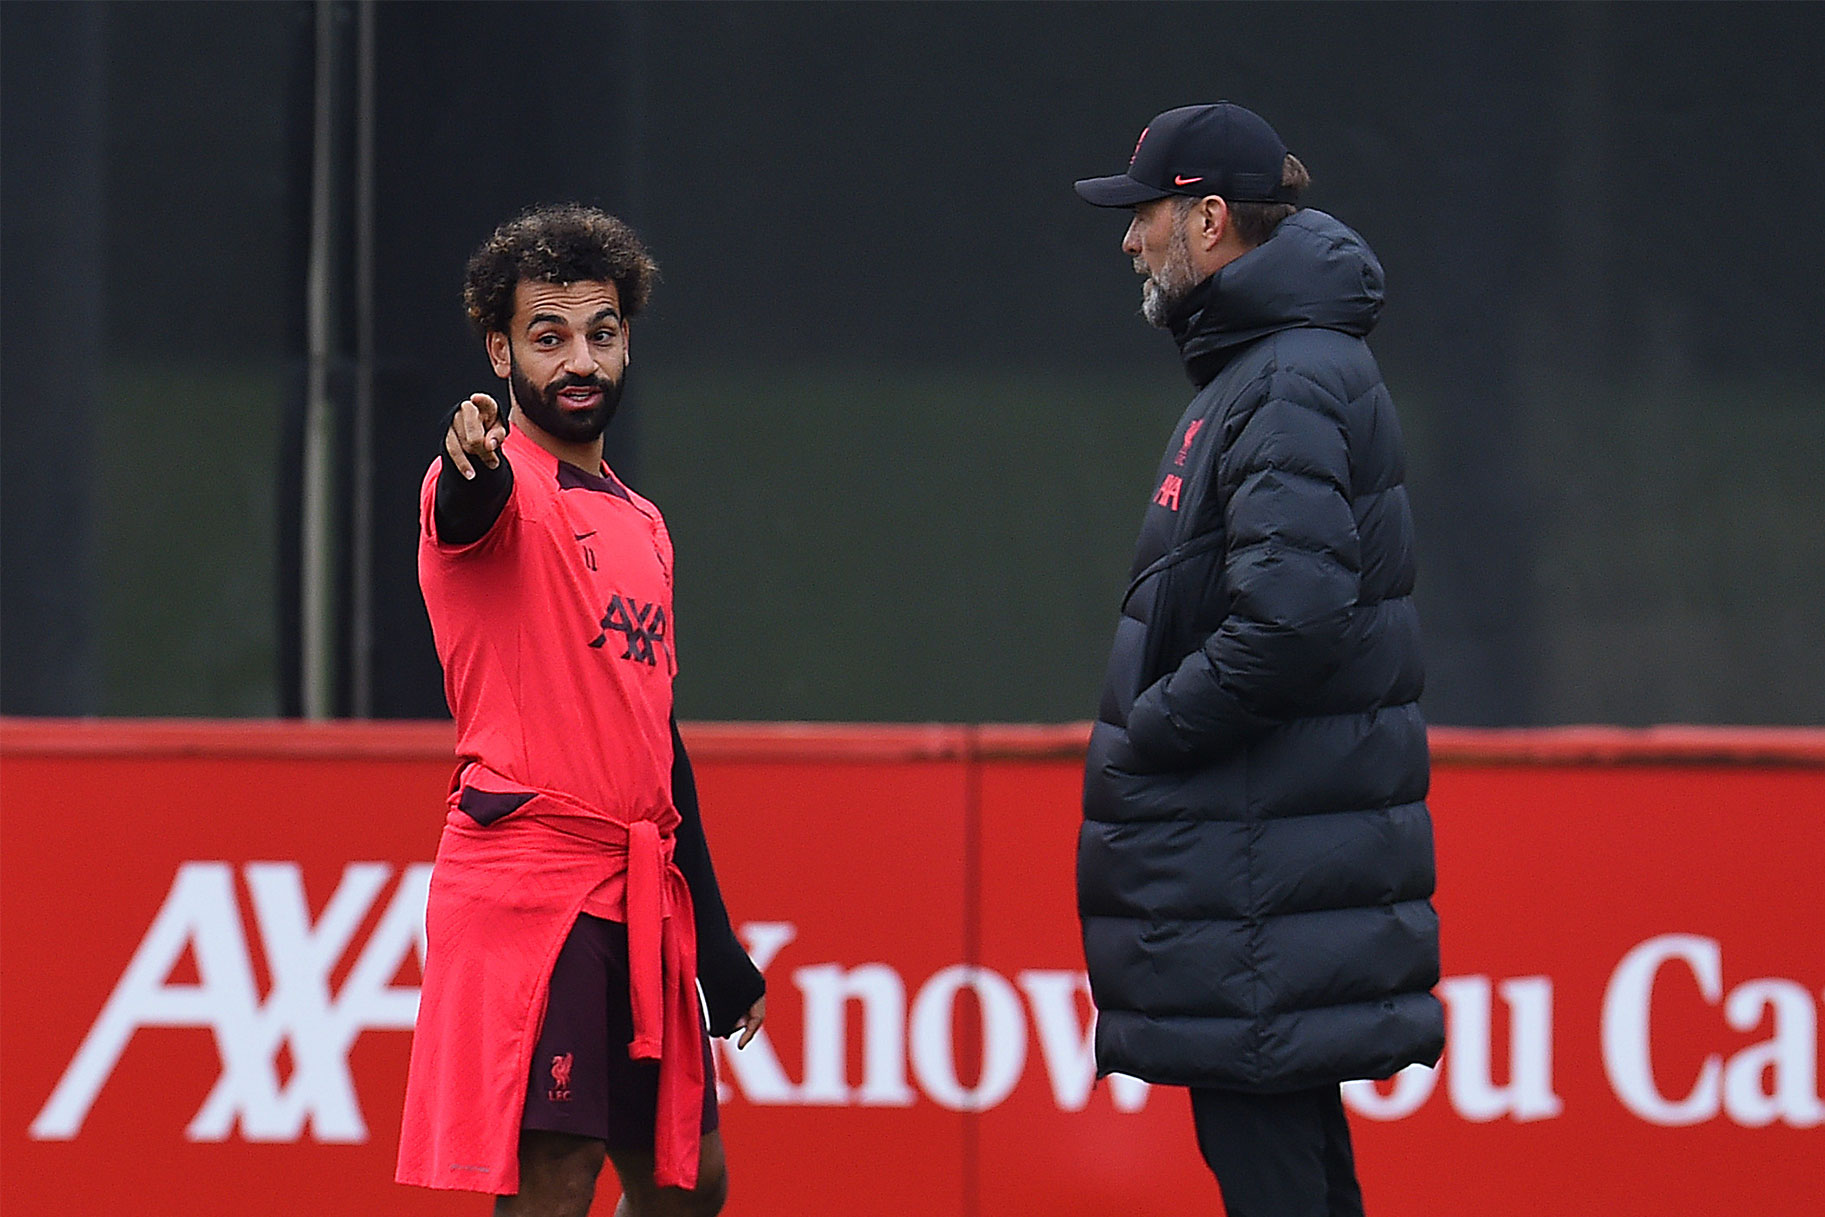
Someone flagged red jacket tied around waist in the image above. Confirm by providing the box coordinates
[397,766,703,1193]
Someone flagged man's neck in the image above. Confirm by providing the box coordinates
[513,412,605,474]
[1194,237,1253,283]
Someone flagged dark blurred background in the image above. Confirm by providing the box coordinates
[4,1,1822,726]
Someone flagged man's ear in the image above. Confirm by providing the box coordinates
[486,331,512,379]
[1195,195,1231,251]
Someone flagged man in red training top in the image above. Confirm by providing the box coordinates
[398,204,765,1217]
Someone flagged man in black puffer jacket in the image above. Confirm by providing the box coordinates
[1073,104,1443,1217]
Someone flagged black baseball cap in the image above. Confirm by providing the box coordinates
[1075,103,1293,207]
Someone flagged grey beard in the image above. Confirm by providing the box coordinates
[1141,277,1182,327]
[1140,216,1199,327]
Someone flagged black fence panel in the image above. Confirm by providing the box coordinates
[4,1,1822,726]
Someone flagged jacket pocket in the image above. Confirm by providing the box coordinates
[1126,529,1228,690]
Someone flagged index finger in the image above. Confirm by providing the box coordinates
[469,392,501,430]
[444,425,476,480]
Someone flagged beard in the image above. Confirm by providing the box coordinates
[1139,214,1199,328]
[508,353,626,445]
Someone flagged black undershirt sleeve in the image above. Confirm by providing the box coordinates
[671,716,767,1036]
[432,405,514,546]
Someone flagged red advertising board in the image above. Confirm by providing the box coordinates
[2,720,1821,1215]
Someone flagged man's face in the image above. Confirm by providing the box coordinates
[1123,196,1198,327]
[487,279,628,446]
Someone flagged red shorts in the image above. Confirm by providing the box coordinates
[522,913,719,1149]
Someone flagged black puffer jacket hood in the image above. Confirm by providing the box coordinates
[1171,209,1386,387]
[1078,208,1442,1093]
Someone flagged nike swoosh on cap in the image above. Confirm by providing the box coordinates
[1174,174,1204,186]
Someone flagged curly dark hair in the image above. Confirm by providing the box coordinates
[462,203,659,339]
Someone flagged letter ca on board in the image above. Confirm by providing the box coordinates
[1345,934,1824,1128]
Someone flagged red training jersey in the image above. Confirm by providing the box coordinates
[418,426,678,831]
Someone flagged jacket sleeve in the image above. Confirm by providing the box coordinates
[1125,383,1362,767]
[670,717,766,1036]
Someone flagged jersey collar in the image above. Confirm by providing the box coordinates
[504,427,631,501]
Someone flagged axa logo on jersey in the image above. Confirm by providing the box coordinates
[589,593,669,665]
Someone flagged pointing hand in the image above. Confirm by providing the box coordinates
[444,392,509,480]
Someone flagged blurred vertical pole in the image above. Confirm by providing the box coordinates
[302,0,341,719]
[349,0,377,717]
[602,0,650,481]
[620,1,649,224]
[0,5,104,714]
